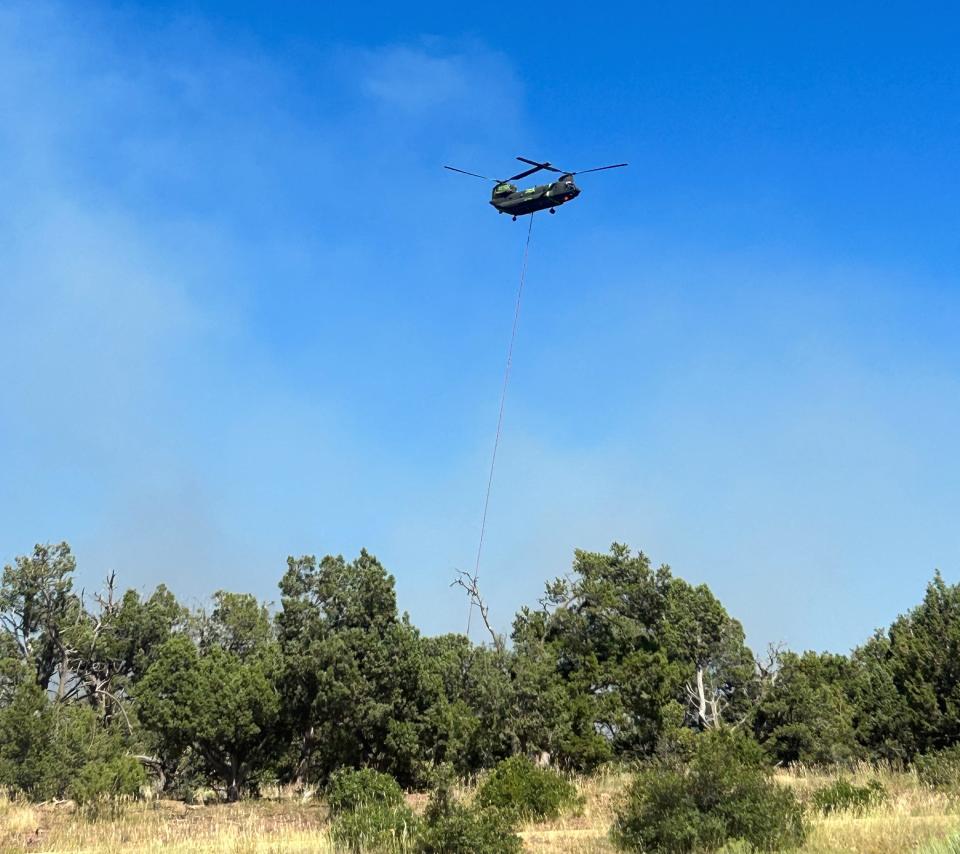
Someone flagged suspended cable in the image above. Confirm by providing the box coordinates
[468,213,535,636]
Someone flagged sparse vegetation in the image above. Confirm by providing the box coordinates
[5,541,960,850]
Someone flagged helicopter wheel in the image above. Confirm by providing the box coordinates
[512,216,517,221]
[549,208,556,214]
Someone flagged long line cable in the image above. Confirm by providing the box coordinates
[468,213,535,635]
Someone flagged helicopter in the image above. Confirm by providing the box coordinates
[444,156,627,219]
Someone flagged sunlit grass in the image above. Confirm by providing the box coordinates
[777,764,960,854]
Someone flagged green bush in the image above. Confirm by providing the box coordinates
[0,680,146,807]
[811,778,886,815]
[916,746,960,789]
[414,764,521,854]
[326,768,405,816]
[330,801,418,852]
[611,729,807,853]
[476,755,579,821]
[415,802,520,854]
[68,755,146,817]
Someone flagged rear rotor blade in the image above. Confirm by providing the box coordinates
[572,163,628,175]
[444,165,494,181]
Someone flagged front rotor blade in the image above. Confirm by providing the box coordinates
[573,163,628,175]
[516,156,563,173]
[444,165,493,181]
[508,165,547,181]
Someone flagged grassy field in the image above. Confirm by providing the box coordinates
[2,766,959,853]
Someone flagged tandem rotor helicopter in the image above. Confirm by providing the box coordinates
[444,156,627,219]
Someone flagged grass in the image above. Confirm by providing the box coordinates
[2,765,959,853]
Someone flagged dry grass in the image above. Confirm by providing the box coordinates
[2,765,960,853]
[776,764,960,854]
[0,797,332,854]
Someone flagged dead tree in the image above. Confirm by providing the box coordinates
[451,569,504,653]
[686,664,727,730]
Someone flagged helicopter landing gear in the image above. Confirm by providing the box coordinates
[512,215,517,221]
[549,208,556,214]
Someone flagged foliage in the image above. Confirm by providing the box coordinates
[0,542,77,690]
[419,634,516,774]
[753,651,862,765]
[326,768,405,815]
[277,550,429,786]
[415,803,520,854]
[810,778,886,815]
[511,545,682,769]
[662,578,756,730]
[415,769,521,854]
[0,678,142,803]
[7,535,960,821]
[475,755,579,821]
[851,573,960,762]
[0,679,64,798]
[611,729,807,853]
[68,755,145,817]
[915,745,960,789]
[509,545,762,772]
[135,597,282,801]
[326,768,416,852]
[330,800,418,852]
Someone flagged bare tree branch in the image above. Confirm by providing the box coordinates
[451,569,504,653]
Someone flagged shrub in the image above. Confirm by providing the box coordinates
[330,801,418,853]
[611,729,807,853]
[811,779,886,815]
[0,681,146,808]
[68,755,146,818]
[916,746,960,790]
[326,768,405,816]
[416,803,520,854]
[476,755,579,821]
[414,763,521,854]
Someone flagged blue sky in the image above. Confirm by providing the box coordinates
[2,1,959,653]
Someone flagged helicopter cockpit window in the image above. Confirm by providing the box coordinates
[494,182,516,195]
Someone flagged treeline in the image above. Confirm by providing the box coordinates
[0,541,958,804]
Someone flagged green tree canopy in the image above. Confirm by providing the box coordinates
[753,651,861,764]
[277,549,429,785]
[136,593,280,800]
[0,542,77,690]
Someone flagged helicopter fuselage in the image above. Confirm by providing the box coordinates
[489,176,581,217]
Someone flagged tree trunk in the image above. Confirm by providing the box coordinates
[293,726,315,788]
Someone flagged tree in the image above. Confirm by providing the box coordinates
[277,550,429,786]
[850,573,960,761]
[662,578,756,731]
[0,678,142,802]
[753,651,861,765]
[0,543,77,691]
[419,634,516,773]
[511,544,683,768]
[59,578,186,728]
[136,593,281,800]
